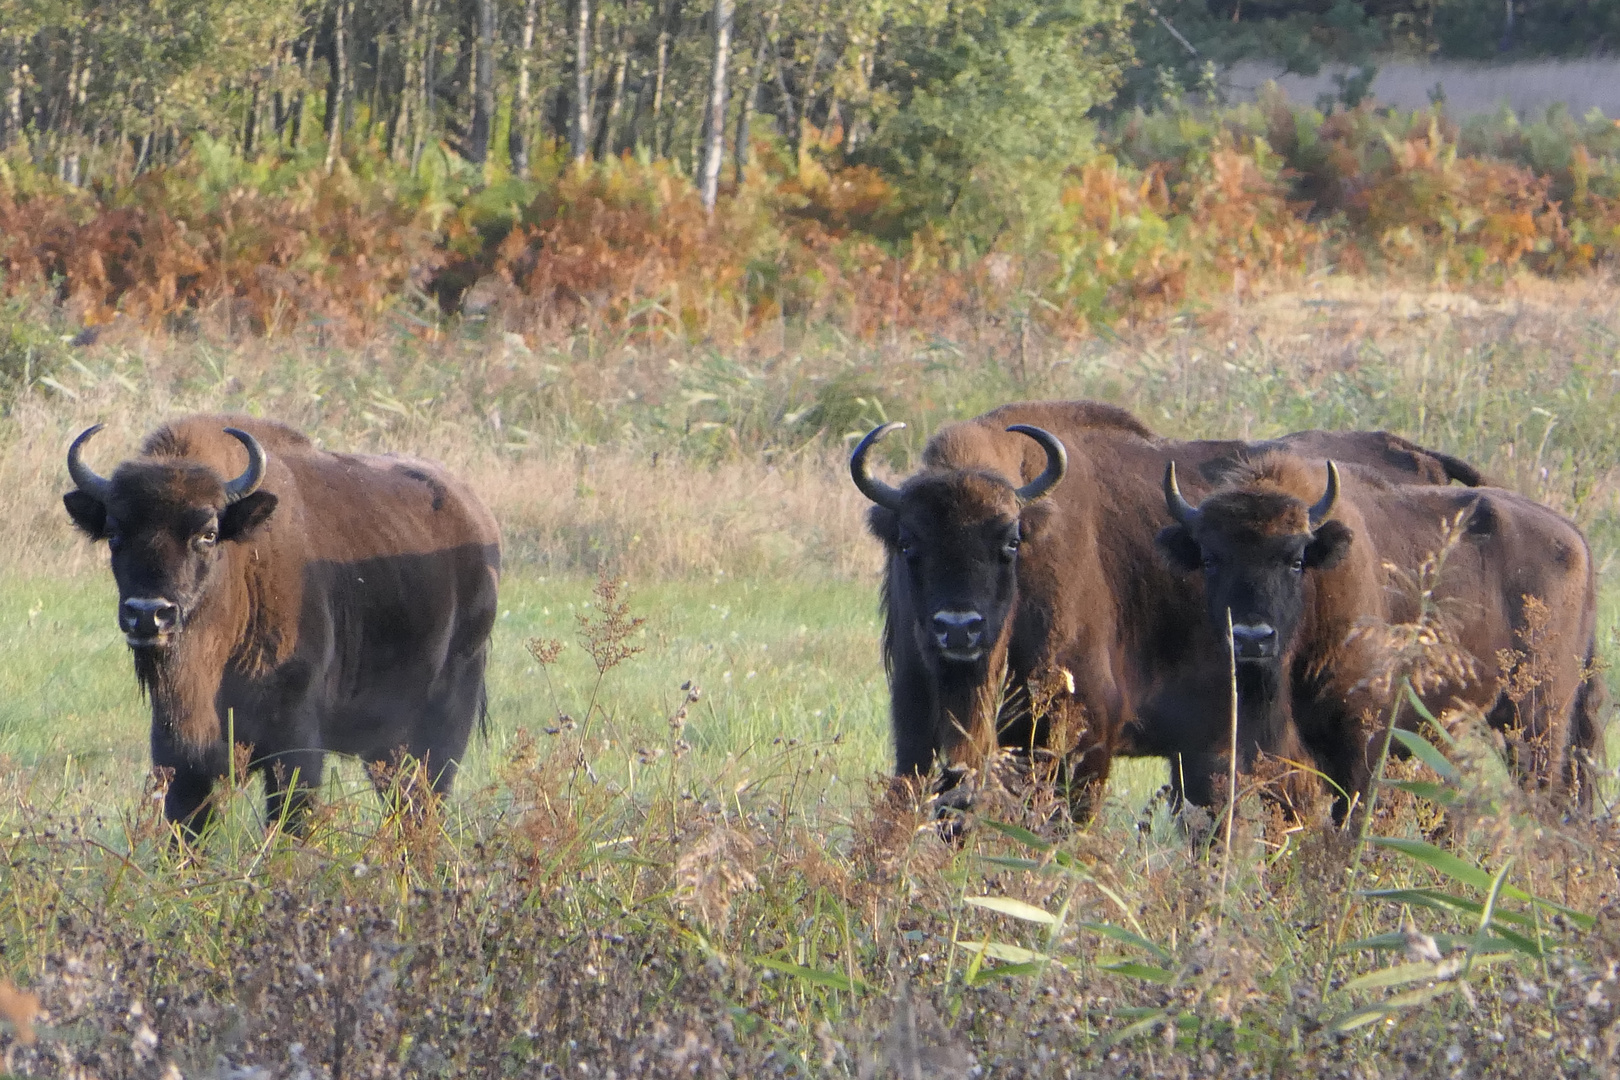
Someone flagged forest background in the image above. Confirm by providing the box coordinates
[2,0,1620,351]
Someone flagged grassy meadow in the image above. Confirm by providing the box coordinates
[5,275,1620,1075]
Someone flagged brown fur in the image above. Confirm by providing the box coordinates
[1170,450,1602,810]
[67,413,502,832]
[865,401,1488,813]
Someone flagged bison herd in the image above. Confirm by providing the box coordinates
[61,403,1606,838]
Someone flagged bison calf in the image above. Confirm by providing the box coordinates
[64,414,501,837]
[1156,453,1603,816]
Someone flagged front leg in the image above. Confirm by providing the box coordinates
[260,749,326,835]
[152,728,229,843]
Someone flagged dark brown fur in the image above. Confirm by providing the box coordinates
[65,414,502,834]
[1160,452,1603,813]
[862,401,1487,813]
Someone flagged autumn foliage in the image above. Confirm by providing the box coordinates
[3,102,1620,345]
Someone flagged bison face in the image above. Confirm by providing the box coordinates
[852,422,1066,669]
[876,489,1031,666]
[63,426,277,650]
[1156,461,1352,668]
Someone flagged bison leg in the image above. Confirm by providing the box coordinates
[890,655,941,777]
[164,767,219,841]
[261,749,326,835]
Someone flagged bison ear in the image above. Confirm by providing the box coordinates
[220,490,278,541]
[866,505,900,549]
[1155,525,1202,572]
[1305,520,1353,571]
[63,490,109,539]
[1017,500,1055,542]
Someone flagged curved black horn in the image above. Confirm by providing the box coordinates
[850,422,906,510]
[1308,460,1340,528]
[66,424,112,502]
[1007,425,1067,504]
[1163,461,1199,527]
[221,428,267,503]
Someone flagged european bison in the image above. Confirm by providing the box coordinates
[851,400,1485,813]
[63,415,501,835]
[1156,452,1603,814]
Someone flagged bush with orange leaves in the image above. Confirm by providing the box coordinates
[0,157,442,339]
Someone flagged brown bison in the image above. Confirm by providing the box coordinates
[1156,452,1603,814]
[851,400,1484,812]
[63,415,501,835]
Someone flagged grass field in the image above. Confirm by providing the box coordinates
[5,276,1620,1076]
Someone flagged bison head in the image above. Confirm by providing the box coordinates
[853,421,1066,668]
[63,425,277,649]
[1155,460,1351,666]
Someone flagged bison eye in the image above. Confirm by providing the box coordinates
[1001,536,1021,560]
[193,528,219,550]
[1289,556,1305,573]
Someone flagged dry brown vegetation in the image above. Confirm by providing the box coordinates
[4,274,1620,1075]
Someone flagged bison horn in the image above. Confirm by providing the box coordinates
[221,428,267,503]
[67,424,113,503]
[1007,425,1067,504]
[1162,461,1200,527]
[1308,460,1340,527]
[850,422,906,510]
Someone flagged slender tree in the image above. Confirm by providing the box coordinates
[510,0,542,171]
[324,0,348,172]
[468,0,496,164]
[699,0,732,212]
[571,0,591,161]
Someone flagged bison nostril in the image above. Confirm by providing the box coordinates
[1229,623,1278,657]
[120,598,180,637]
[932,610,985,649]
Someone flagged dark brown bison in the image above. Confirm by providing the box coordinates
[851,400,1485,812]
[1155,452,1603,814]
[63,414,502,835]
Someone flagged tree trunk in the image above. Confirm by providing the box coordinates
[570,0,591,162]
[734,6,776,183]
[649,0,681,157]
[325,0,347,173]
[4,37,21,150]
[509,0,541,171]
[596,18,629,158]
[243,81,260,155]
[389,0,420,161]
[468,0,496,165]
[794,28,824,160]
[698,0,732,213]
[413,0,438,169]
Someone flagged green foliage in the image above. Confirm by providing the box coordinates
[857,0,1133,246]
[0,292,72,410]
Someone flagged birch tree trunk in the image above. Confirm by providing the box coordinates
[468,0,496,165]
[570,0,591,162]
[597,13,629,158]
[509,0,541,171]
[699,0,732,213]
[389,0,421,162]
[649,0,681,158]
[324,0,348,173]
[412,0,438,169]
